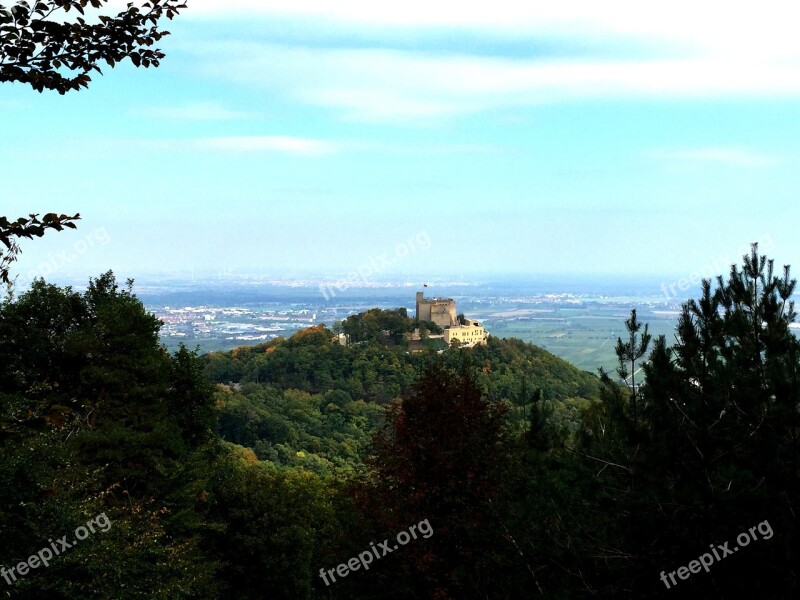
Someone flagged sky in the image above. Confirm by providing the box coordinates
[2,0,800,286]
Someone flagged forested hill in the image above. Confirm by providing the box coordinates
[204,320,600,403]
[2,257,798,598]
[202,315,601,473]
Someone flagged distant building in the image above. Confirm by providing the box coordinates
[416,291,457,330]
[444,318,488,348]
[415,291,488,348]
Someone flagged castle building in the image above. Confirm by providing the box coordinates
[415,291,457,330]
[415,291,488,348]
[444,318,488,348]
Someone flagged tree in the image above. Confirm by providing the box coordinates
[0,0,186,93]
[169,343,217,449]
[417,319,443,335]
[341,308,414,345]
[570,243,799,597]
[637,243,799,597]
[614,308,651,428]
[0,272,220,598]
[193,445,347,600]
[0,212,79,284]
[364,360,514,598]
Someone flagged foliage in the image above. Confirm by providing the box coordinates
[565,243,800,597]
[361,360,515,599]
[2,247,797,598]
[0,212,79,284]
[205,320,602,474]
[216,385,384,475]
[418,319,443,335]
[204,325,416,404]
[0,0,186,93]
[614,307,651,427]
[0,272,218,598]
[188,443,350,600]
[342,307,415,345]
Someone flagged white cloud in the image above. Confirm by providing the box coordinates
[176,2,800,122]
[189,135,337,155]
[184,1,800,58]
[5,135,342,159]
[181,2,779,33]
[194,41,800,122]
[3,134,502,161]
[132,102,257,121]
[648,147,779,167]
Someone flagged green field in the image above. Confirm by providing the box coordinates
[483,305,680,374]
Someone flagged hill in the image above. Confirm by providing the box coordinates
[203,314,601,474]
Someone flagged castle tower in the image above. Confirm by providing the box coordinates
[415,291,456,329]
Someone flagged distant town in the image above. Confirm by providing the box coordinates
[157,305,318,344]
[136,276,742,373]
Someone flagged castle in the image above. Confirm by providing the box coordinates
[415,292,457,330]
[415,291,488,348]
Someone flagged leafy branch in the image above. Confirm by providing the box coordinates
[0,0,186,93]
[0,212,80,283]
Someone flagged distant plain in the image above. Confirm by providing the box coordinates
[126,274,718,375]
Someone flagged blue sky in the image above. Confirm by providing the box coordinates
[2,0,799,285]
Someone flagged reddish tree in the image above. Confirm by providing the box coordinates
[364,360,513,598]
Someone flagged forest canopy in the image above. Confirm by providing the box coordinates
[0,244,797,598]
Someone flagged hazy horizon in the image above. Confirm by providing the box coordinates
[3,2,799,283]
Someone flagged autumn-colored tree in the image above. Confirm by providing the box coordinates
[363,359,516,599]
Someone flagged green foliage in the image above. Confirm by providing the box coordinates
[0,272,218,598]
[0,213,80,284]
[564,243,800,597]
[4,251,795,598]
[418,319,443,335]
[189,442,352,600]
[205,325,416,404]
[0,1,186,93]
[169,344,217,448]
[614,307,651,427]
[207,319,602,476]
[342,307,414,345]
[216,384,384,475]
[478,336,600,399]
